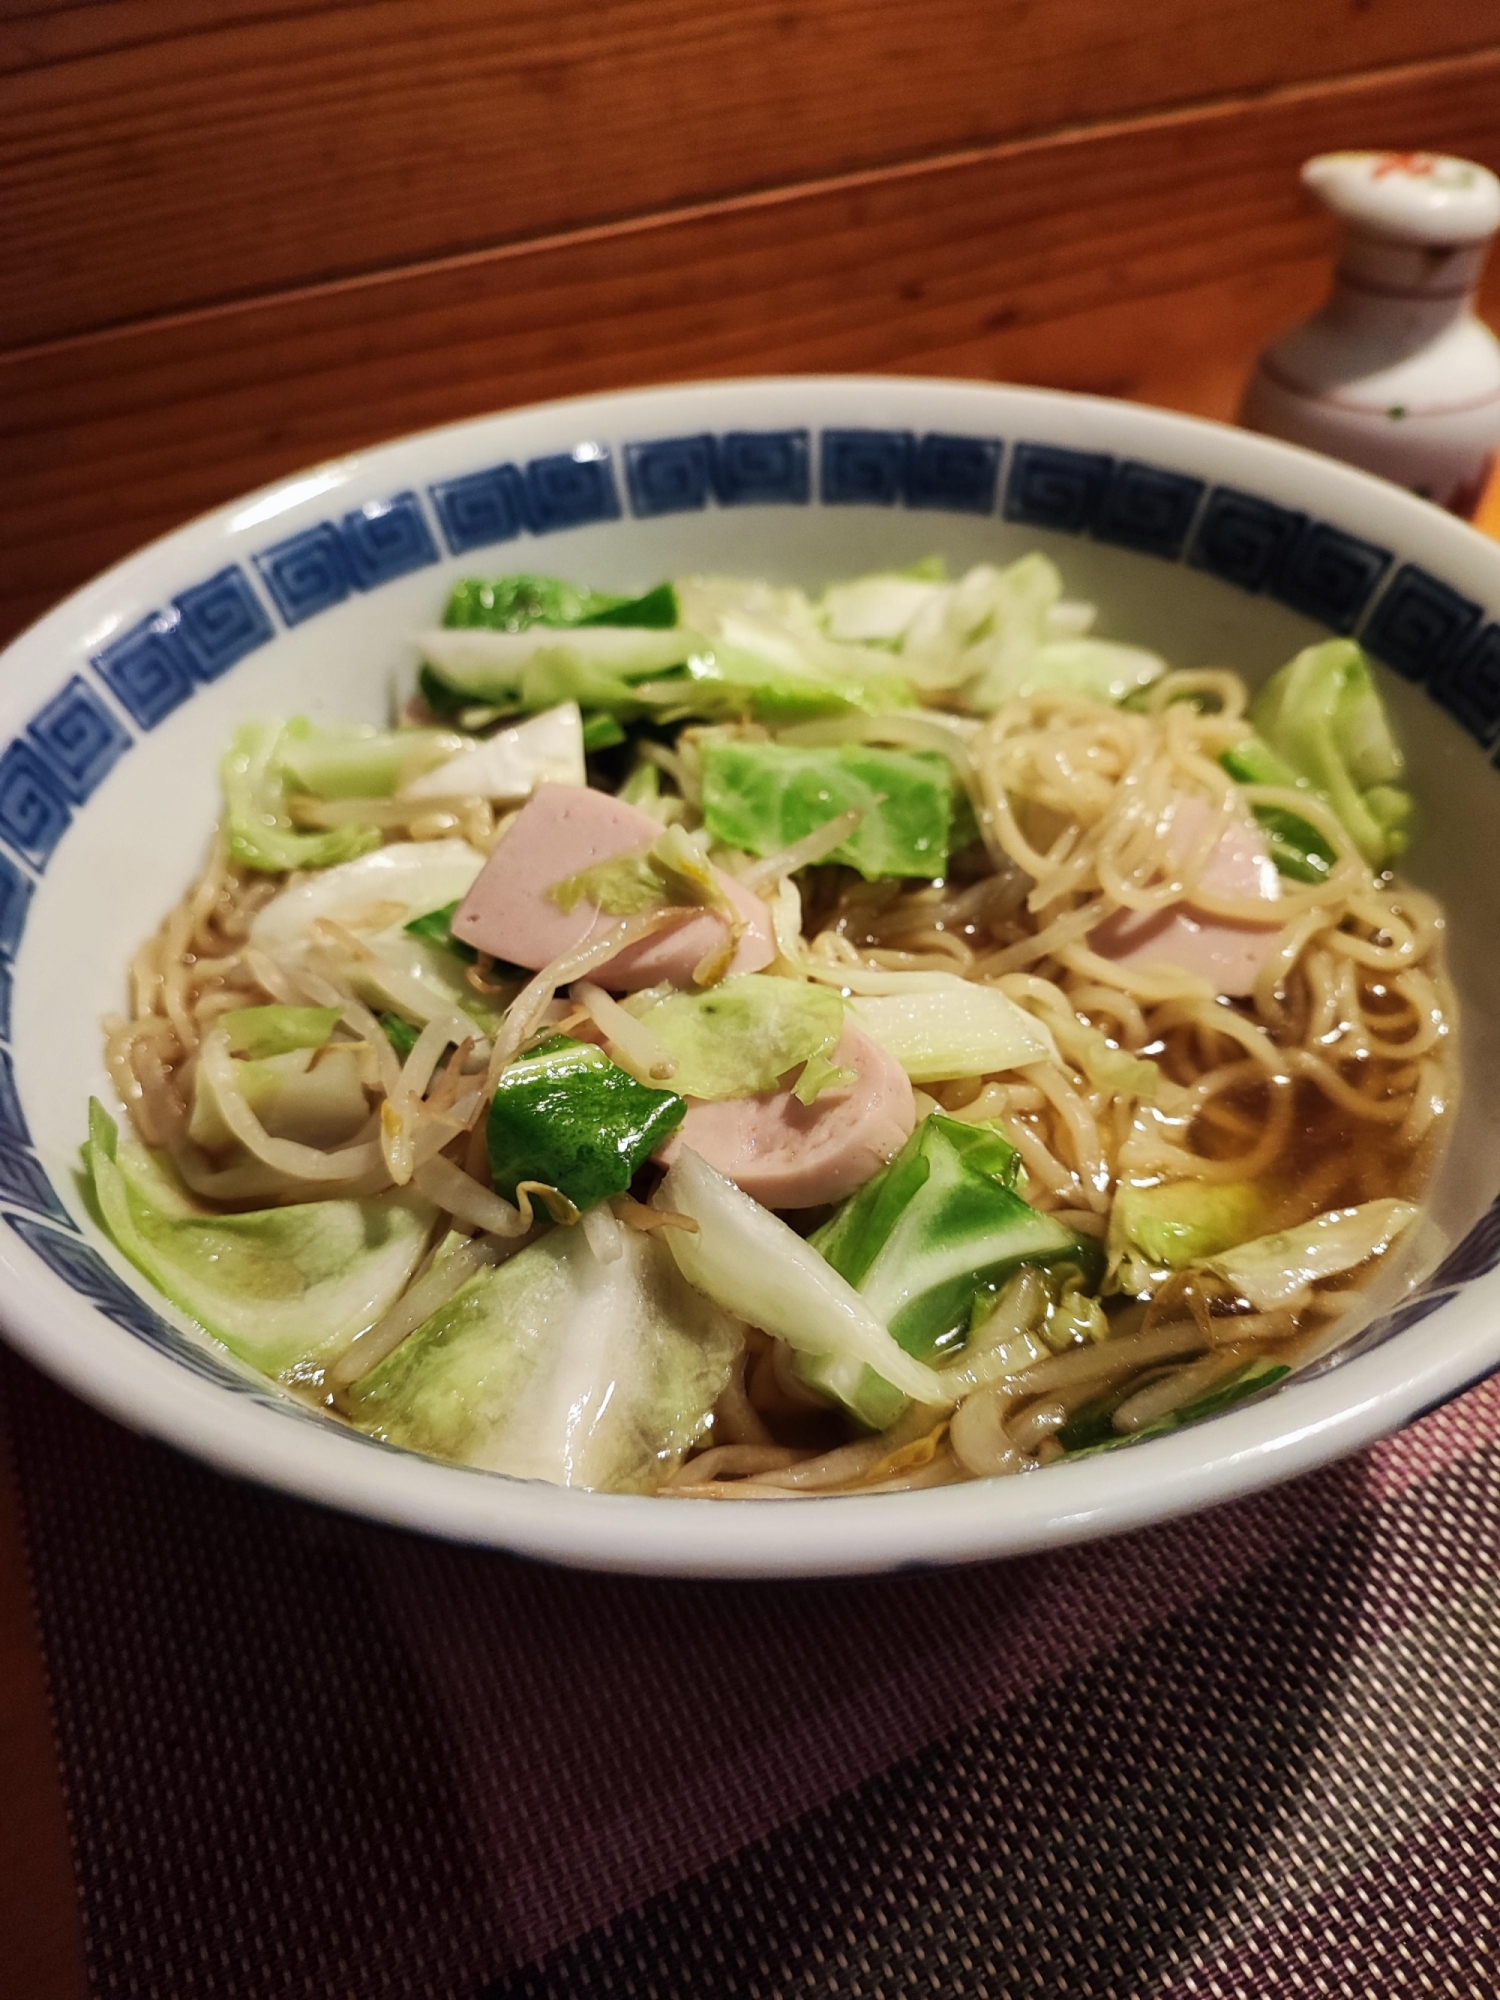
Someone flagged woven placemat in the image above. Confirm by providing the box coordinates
[4,1347,1498,2000]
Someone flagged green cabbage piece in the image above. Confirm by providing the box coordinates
[1060,1356,1292,1456]
[1109,1179,1272,1295]
[404,900,478,964]
[344,1224,742,1491]
[274,719,457,800]
[381,1013,421,1058]
[1221,738,1341,883]
[443,573,641,631]
[846,980,1056,1082]
[848,552,1163,709]
[547,823,732,920]
[699,741,955,879]
[894,554,1065,697]
[83,1100,434,1379]
[818,572,948,644]
[634,975,844,1100]
[220,1004,341,1060]
[222,721,384,873]
[577,583,679,629]
[419,626,914,729]
[992,637,1167,706]
[424,570,919,728]
[581,712,628,751]
[656,1148,948,1405]
[189,1045,371,1153]
[790,1048,858,1104]
[1248,640,1413,867]
[1204,1197,1420,1311]
[486,1037,685,1210]
[420,625,706,717]
[801,1114,1104,1428]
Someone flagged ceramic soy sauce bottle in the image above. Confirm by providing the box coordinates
[1240,150,1500,516]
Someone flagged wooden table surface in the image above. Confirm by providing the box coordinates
[5,7,1500,1993]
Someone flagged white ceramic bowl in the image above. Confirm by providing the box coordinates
[5,376,1500,1577]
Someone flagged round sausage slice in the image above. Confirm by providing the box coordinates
[1089,794,1283,996]
[655,1024,915,1209]
[451,783,774,992]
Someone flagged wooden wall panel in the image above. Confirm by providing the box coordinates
[6,1,1500,347]
[5,46,1499,645]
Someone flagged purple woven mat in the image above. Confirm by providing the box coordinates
[5,1346,1499,2000]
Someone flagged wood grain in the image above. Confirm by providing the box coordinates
[4,46,1499,643]
[6,1,1500,347]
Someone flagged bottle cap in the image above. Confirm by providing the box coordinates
[1302,151,1500,248]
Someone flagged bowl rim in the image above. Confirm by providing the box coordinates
[5,371,1500,1578]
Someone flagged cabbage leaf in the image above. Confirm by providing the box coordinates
[802,1114,1104,1427]
[656,1148,948,1406]
[486,1037,685,1210]
[1248,640,1412,867]
[699,741,955,879]
[547,823,734,921]
[847,979,1057,1081]
[345,1224,742,1492]
[1108,1178,1272,1295]
[1203,1197,1420,1310]
[84,1100,434,1379]
[275,719,460,800]
[633,975,844,1100]
[221,1005,341,1060]
[189,1044,370,1153]
[248,840,503,1037]
[443,574,678,632]
[1060,1355,1292,1456]
[222,721,384,873]
[418,624,914,728]
[398,703,585,802]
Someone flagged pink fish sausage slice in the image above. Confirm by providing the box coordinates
[1090,795,1284,997]
[655,1024,916,1208]
[451,783,774,992]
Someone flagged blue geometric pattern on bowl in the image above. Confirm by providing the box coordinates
[711,430,810,506]
[906,433,1003,515]
[6,417,1500,1417]
[0,742,72,871]
[821,429,914,506]
[3,1216,423,1445]
[172,566,276,680]
[0,1041,69,1223]
[1361,563,1484,684]
[26,677,130,804]
[429,465,530,554]
[1270,520,1391,632]
[340,492,440,589]
[1432,624,1500,745]
[525,448,621,532]
[0,1147,75,1226]
[625,435,715,518]
[6,1215,267,1394]
[1187,487,1308,594]
[1431,1190,1500,1289]
[1004,442,1114,533]
[254,522,355,626]
[0,1047,31,1148]
[0,853,31,960]
[1093,461,1206,560]
[92,612,198,730]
